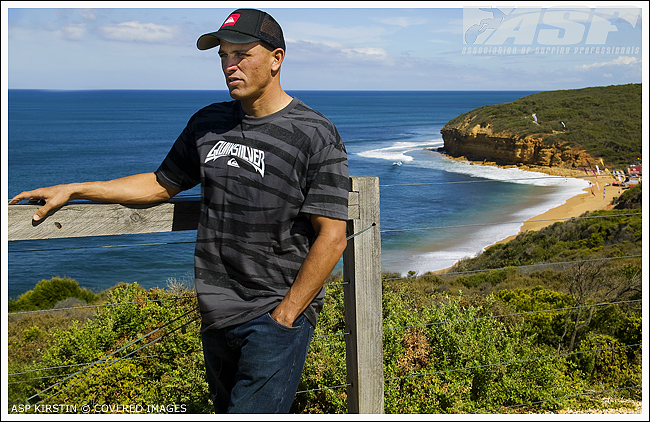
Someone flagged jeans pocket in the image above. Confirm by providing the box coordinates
[263,312,304,332]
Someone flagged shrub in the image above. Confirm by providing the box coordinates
[8,277,99,312]
[570,335,641,399]
[295,282,570,414]
[8,273,641,414]
[495,287,574,347]
[292,284,348,413]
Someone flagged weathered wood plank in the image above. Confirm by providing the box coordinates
[342,176,384,414]
[8,189,361,241]
[7,199,201,241]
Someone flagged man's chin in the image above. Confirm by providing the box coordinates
[227,89,246,101]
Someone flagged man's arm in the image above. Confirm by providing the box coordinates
[9,172,181,221]
[270,214,348,327]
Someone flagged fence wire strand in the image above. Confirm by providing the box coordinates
[378,172,625,188]
[384,343,641,383]
[474,385,641,414]
[383,299,641,332]
[380,212,641,234]
[380,254,642,283]
[7,296,193,315]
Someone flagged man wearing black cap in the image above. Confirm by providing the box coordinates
[9,8,349,414]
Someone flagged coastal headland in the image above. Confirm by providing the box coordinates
[435,84,641,250]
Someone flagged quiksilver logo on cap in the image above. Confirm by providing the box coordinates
[222,14,241,27]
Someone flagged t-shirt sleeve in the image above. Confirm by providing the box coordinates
[154,123,201,192]
[300,137,350,221]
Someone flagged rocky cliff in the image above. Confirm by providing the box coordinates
[440,122,594,168]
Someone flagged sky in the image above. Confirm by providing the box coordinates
[2,1,647,92]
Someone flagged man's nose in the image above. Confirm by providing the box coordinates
[222,58,239,73]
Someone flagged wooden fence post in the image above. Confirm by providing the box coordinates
[342,176,383,413]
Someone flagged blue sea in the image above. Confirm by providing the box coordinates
[6,90,588,299]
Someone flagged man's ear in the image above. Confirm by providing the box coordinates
[271,48,285,72]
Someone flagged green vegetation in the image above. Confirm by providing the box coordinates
[6,188,642,414]
[297,286,570,413]
[443,84,642,168]
[451,207,642,273]
[613,183,642,209]
[8,277,100,313]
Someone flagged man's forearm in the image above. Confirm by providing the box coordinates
[68,173,179,204]
[9,172,180,221]
[271,217,347,327]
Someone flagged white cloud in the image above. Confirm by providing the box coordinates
[59,24,87,41]
[287,22,391,45]
[342,47,389,62]
[97,21,179,43]
[78,9,99,21]
[576,56,640,70]
[287,39,390,65]
[373,16,427,28]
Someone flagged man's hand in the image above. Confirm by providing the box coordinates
[10,184,77,221]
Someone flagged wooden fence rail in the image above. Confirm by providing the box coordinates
[7,176,384,414]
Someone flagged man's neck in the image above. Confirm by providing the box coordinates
[240,88,293,118]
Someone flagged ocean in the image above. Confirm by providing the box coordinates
[6,90,588,299]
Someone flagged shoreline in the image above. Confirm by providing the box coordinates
[440,154,624,244]
[433,155,625,274]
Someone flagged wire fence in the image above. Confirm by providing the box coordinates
[7,291,641,394]
[7,293,642,410]
[6,174,643,413]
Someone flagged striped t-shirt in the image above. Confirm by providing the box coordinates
[155,98,349,330]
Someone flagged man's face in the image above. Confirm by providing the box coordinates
[218,41,277,101]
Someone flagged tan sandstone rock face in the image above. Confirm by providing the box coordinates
[440,124,594,169]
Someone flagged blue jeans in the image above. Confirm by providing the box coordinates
[201,312,315,413]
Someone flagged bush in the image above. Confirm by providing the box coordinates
[613,184,642,209]
[451,209,642,273]
[8,273,641,414]
[571,335,641,399]
[292,284,348,413]
[495,287,574,347]
[382,290,568,413]
[8,277,99,312]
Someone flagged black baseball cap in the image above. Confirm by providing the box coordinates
[197,9,285,51]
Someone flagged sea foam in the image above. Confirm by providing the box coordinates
[363,140,592,276]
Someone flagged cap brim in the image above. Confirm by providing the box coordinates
[197,30,261,50]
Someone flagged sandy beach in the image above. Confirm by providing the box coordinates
[427,163,630,275]
[494,167,625,244]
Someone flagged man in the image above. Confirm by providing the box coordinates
[9,9,349,413]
